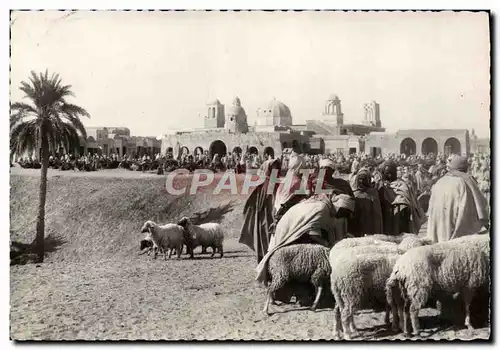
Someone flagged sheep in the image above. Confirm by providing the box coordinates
[177,217,224,258]
[140,220,185,260]
[385,234,490,336]
[329,246,401,340]
[397,235,434,253]
[263,244,331,315]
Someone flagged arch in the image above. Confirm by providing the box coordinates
[302,143,309,154]
[166,147,173,155]
[400,137,416,156]
[248,146,259,155]
[232,146,242,155]
[181,146,190,155]
[209,140,227,158]
[263,147,275,159]
[291,140,300,153]
[194,146,204,156]
[444,137,461,156]
[421,137,438,155]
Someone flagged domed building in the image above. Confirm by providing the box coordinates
[256,98,293,127]
[225,96,248,133]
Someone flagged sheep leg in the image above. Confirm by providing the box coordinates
[201,246,207,254]
[333,304,342,340]
[167,248,173,260]
[263,289,274,315]
[462,291,474,330]
[348,311,360,338]
[340,303,352,340]
[403,303,411,336]
[409,303,420,336]
[311,286,323,311]
[398,306,405,333]
[210,245,216,258]
[219,244,224,258]
[176,245,182,259]
[384,305,391,328]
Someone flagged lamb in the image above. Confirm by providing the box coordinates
[329,245,401,340]
[263,244,331,315]
[140,220,185,260]
[385,234,490,336]
[177,217,225,258]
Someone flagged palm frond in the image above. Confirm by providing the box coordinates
[12,70,90,157]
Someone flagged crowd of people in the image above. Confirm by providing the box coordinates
[238,151,490,302]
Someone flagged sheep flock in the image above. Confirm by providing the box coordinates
[263,232,490,340]
[138,218,490,340]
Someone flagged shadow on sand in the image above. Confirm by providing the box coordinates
[187,201,237,225]
[10,234,68,266]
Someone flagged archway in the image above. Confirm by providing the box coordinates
[209,140,227,158]
[400,138,416,156]
[248,146,259,155]
[263,147,275,159]
[421,137,438,155]
[232,146,242,156]
[166,147,173,156]
[291,140,300,153]
[444,137,461,156]
[194,147,204,156]
[302,143,309,154]
[181,146,190,156]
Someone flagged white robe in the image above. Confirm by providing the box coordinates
[427,172,489,243]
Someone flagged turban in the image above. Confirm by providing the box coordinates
[448,155,469,172]
[287,153,304,173]
[331,193,355,213]
[319,158,336,169]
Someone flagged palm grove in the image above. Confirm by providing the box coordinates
[10,71,90,263]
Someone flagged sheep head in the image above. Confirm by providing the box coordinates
[177,217,192,229]
[140,220,156,234]
[140,239,153,251]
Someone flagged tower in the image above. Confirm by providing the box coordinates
[225,96,248,133]
[323,94,344,125]
[204,99,225,128]
[363,100,381,127]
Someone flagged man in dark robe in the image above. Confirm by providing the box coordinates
[348,167,383,236]
[239,159,281,263]
[377,160,424,235]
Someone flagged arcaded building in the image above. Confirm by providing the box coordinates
[161,97,310,159]
[161,93,481,159]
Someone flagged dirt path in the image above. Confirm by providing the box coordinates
[10,240,489,341]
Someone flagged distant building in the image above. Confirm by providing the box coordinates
[79,126,161,157]
[160,93,479,158]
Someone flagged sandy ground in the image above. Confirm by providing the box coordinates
[10,167,491,341]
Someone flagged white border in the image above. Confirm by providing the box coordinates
[3,1,498,350]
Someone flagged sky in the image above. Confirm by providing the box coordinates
[9,10,491,138]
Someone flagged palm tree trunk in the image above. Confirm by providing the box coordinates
[35,137,49,263]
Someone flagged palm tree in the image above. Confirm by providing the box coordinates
[10,70,90,263]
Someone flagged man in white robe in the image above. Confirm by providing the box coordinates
[427,155,489,243]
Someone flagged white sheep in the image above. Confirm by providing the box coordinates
[385,234,490,336]
[177,217,225,258]
[140,220,185,260]
[264,244,331,315]
[329,245,401,340]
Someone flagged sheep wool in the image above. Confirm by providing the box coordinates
[264,244,331,315]
[140,220,185,260]
[386,234,490,336]
[329,248,400,340]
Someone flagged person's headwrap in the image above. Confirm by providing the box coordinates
[448,155,469,172]
[287,153,304,173]
[319,158,335,169]
[331,193,355,213]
